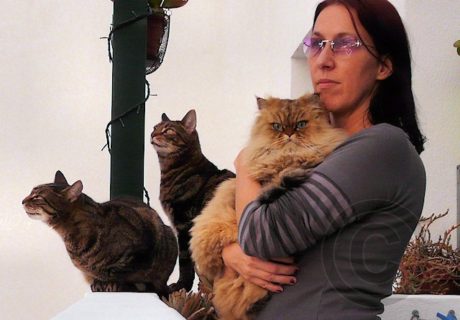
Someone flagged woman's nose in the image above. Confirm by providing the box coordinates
[316,45,335,69]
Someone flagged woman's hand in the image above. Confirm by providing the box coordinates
[222,243,297,293]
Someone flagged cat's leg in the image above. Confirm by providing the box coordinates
[259,168,313,204]
[90,280,121,292]
[168,229,195,293]
[91,279,140,292]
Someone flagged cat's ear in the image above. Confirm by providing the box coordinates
[256,96,267,110]
[181,109,196,134]
[55,171,69,186]
[161,113,170,122]
[65,180,83,203]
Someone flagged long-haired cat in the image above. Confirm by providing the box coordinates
[22,171,178,297]
[151,109,235,293]
[190,93,347,320]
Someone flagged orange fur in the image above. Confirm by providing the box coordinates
[190,93,347,319]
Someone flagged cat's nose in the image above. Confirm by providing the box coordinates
[22,195,32,204]
[285,128,295,137]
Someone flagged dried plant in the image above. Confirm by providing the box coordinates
[162,285,218,320]
[394,210,460,294]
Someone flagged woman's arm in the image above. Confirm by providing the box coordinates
[238,125,425,260]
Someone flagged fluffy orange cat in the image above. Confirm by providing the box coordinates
[190,93,347,320]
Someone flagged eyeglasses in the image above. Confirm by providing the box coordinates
[303,35,369,57]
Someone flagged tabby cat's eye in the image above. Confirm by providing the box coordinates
[296,121,308,130]
[164,128,175,135]
[272,123,283,132]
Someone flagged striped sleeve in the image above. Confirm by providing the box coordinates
[238,172,353,259]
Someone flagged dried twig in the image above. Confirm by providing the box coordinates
[394,210,460,294]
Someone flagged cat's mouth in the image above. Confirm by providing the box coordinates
[23,206,49,222]
[151,137,164,147]
[151,137,170,152]
[23,207,40,216]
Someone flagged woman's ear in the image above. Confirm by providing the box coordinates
[376,56,393,80]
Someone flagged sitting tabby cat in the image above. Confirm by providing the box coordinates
[151,109,235,293]
[22,171,177,297]
[190,93,347,320]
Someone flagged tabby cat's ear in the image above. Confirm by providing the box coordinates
[65,180,83,203]
[55,171,69,186]
[181,109,196,134]
[256,97,267,110]
[161,113,170,122]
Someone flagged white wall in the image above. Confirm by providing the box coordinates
[405,0,460,243]
[1,1,112,319]
[1,1,459,319]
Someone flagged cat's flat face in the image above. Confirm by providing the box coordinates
[253,94,329,149]
[150,110,197,156]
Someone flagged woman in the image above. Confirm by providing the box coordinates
[223,0,426,319]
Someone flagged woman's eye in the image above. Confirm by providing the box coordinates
[296,121,308,130]
[272,123,283,132]
[334,37,358,50]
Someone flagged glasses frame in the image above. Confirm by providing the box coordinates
[303,34,371,57]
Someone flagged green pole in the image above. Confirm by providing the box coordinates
[110,0,148,200]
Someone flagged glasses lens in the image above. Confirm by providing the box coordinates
[303,36,322,56]
[332,36,360,55]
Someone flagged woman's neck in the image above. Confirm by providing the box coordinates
[330,105,372,135]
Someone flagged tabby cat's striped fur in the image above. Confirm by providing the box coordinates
[22,171,177,297]
[151,109,235,292]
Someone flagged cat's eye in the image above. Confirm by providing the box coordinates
[32,195,44,201]
[163,128,175,135]
[272,123,283,132]
[296,121,308,130]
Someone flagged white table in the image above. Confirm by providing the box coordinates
[52,293,185,320]
[52,293,460,320]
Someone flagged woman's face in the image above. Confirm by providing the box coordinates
[308,5,391,124]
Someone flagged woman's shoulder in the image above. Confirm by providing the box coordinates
[322,123,423,177]
[336,123,416,156]
[353,123,407,142]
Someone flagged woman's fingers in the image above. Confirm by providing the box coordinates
[249,277,284,293]
[222,243,298,292]
[244,267,297,287]
[272,256,295,265]
[239,256,297,290]
[247,256,298,276]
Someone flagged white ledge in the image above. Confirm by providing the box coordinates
[381,294,460,319]
[52,293,185,320]
[52,293,460,320]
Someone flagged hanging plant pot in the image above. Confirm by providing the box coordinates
[146,9,170,74]
[149,0,188,9]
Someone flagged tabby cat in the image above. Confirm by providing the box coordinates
[190,93,347,320]
[22,171,177,297]
[151,109,235,293]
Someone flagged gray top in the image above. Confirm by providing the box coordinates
[238,124,426,320]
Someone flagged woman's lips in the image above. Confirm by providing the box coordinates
[317,79,339,90]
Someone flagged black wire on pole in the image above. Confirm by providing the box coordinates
[101,3,156,205]
[101,80,151,153]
